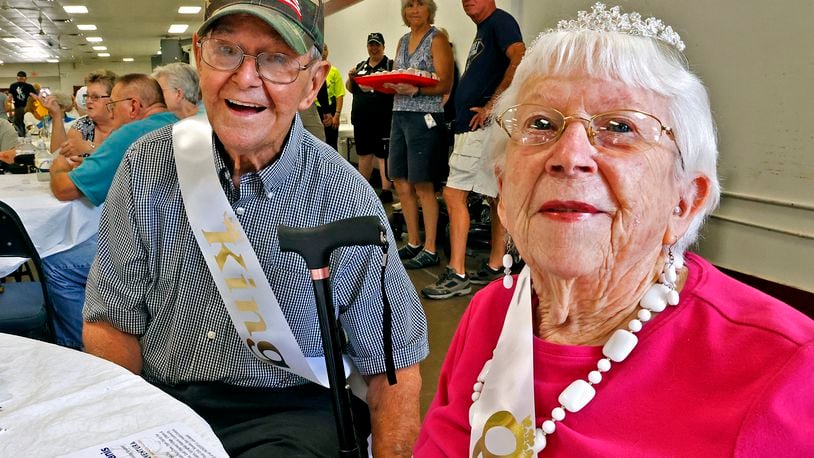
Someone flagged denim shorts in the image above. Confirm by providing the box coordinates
[388,111,446,184]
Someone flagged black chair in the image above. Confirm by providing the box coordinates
[0,200,56,342]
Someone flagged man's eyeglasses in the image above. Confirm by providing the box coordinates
[105,97,134,113]
[197,37,316,85]
[83,94,110,102]
[496,104,684,168]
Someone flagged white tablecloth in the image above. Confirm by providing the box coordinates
[0,174,102,277]
[0,333,228,457]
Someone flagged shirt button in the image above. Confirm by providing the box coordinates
[206,331,216,340]
[266,191,274,199]
[235,207,246,215]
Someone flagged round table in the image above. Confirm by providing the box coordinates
[0,333,228,457]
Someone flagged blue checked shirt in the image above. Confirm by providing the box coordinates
[84,115,429,388]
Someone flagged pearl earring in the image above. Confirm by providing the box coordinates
[503,236,515,289]
[673,206,681,215]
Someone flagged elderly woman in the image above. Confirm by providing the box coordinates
[415,4,813,456]
[41,69,116,160]
[387,0,453,269]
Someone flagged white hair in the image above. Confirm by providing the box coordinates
[488,30,721,256]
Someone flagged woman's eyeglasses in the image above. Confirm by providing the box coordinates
[197,37,316,85]
[496,104,684,168]
[83,94,110,102]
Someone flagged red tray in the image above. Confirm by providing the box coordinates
[354,73,438,94]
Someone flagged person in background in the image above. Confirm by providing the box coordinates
[41,74,177,350]
[152,62,202,119]
[387,0,454,270]
[41,70,117,156]
[0,89,8,121]
[347,32,395,203]
[82,0,428,455]
[0,116,21,166]
[414,3,814,455]
[74,86,88,116]
[10,71,36,136]
[421,0,524,300]
[317,43,345,149]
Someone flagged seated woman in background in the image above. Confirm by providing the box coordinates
[41,69,116,163]
[414,3,813,456]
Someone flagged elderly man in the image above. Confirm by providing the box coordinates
[422,0,525,299]
[82,1,428,456]
[152,62,202,119]
[42,74,178,350]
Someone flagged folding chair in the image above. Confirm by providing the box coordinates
[0,200,56,342]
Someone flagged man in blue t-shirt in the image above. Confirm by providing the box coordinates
[44,73,179,350]
[422,0,525,300]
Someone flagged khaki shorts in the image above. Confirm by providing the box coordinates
[445,129,498,198]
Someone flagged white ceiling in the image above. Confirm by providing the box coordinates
[0,0,361,65]
[0,0,206,64]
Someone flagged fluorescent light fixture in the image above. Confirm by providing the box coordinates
[3,37,22,43]
[97,52,110,57]
[178,6,201,14]
[63,5,89,14]
[92,46,107,51]
[86,36,103,42]
[47,59,59,63]
[0,60,4,65]
[122,57,134,62]
[168,24,189,34]
[77,24,97,31]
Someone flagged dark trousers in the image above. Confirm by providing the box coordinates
[152,381,371,457]
[325,125,339,150]
[12,108,25,137]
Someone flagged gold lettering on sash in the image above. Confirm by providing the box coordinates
[472,411,534,458]
[203,215,246,270]
[246,338,291,369]
[226,274,257,290]
[236,299,267,334]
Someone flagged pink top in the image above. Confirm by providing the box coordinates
[415,253,814,457]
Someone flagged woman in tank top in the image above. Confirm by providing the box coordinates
[386,0,454,270]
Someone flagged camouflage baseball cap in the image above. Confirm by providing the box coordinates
[198,0,324,56]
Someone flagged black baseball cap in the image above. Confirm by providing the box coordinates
[17,71,26,77]
[199,0,324,55]
[367,32,384,45]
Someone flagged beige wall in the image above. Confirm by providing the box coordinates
[0,60,153,96]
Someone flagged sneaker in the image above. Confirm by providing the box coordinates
[398,243,424,260]
[422,267,472,299]
[468,260,503,285]
[403,249,440,269]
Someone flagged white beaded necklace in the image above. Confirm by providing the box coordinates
[470,253,682,453]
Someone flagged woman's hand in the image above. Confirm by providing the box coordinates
[59,138,94,157]
[0,148,15,165]
[43,95,64,115]
[331,114,341,129]
[384,83,419,96]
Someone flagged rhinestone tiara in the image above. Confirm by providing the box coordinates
[550,2,685,52]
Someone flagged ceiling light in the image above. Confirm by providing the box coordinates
[178,6,201,14]
[63,5,89,14]
[97,52,110,57]
[47,59,59,63]
[168,24,189,34]
[92,46,107,51]
[122,57,134,62]
[77,24,97,31]
[86,37,103,42]
[3,37,22,43]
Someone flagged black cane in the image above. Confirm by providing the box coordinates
[278,215,388,457]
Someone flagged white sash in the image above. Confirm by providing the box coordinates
[469,266,536,457]
[172,114,367,399]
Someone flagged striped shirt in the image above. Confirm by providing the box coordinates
[84,115,429,388]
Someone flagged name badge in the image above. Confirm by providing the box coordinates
[424,113,437,129]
